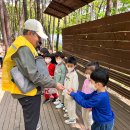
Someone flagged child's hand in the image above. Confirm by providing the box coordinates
[67,88,74,95]
[56,83,65,90]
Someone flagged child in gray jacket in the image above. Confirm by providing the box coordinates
[54,51,66,108]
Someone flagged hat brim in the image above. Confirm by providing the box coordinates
[37,31,48,40]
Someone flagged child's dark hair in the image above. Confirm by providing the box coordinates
[40,48,49,55]
[85,61,99,71]
[90,67,109,86]
[67,56,77,65]
[44,53,52,58]
[55,51,64,59]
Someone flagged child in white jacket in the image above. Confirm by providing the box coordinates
[63,56,79,124]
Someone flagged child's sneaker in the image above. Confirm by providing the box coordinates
[63,107,66,111]
[55,103,64,109]
[54,99,60,105]
[65,118,76,124]
[51,98,57,102]
[65,109,68,113]
[64,113,69,118]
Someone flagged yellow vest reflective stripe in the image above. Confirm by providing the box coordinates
[2,36,38,96]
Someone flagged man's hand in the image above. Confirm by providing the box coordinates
[67,88,74,95]
[56,83,65,90]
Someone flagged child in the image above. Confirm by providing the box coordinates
[43,53,58,103]
[81,61,99,130]
[68,68,114,130]
[63,56,79,124]
[54,51,66,108]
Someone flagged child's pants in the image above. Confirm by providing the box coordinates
[82,108,93,130]
[91,120,114,130]
[64,94,77,119]
[58,90,64,103]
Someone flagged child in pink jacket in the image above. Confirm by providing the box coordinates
[81,61,99,130]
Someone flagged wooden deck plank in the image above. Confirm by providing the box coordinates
[43,102,55,130]
[54,104,73,130]
[0,92,10,130]
[0,92,8,117]
[14,102,22,130]
[8,98,18,130]
[46,103,60,130]
[40,104,48,130]
[20,108,25,130]
[51,102,67,130]
[2,93,14,130]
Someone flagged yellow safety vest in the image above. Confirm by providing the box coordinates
[2,36,38,96]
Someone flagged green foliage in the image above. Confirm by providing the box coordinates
[3,0,130,41]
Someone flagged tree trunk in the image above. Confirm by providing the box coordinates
[48,15,51,36]
[105,0,113,17]
[3,2,12,46]
[37,0,41,21]
[113,0,118,14]
[90,3,94,20]
[41,0,44,25]
[64,17,67,27]
[52,17,55,52]
[34,0,37,19]
[56,19,60,51]
[97,0,105,19]
[23,0,28,21]
[0,0,9,50]
[30,0,33,18]
[19,7,24,35]
[80,8,83,23]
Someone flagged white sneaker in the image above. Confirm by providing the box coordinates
[64,113,69,118]
[54,100,60,105]
[63,107,66,111]
[65,109,68,113]
[65,119,76,124]
[55,103,64,109]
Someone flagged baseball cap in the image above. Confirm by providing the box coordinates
[23,19,48,40]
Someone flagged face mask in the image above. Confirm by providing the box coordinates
[89,83,97,91]
[67,67,74,73]
[45,58,51,64]
[56,60,62,64]
[85,74,90,80]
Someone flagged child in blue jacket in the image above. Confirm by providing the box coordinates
[68,68,114,130]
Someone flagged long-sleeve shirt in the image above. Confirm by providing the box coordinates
[54,63,66,85]
[63,70,79,99]
[81,79,94,94]
[64,70,79,91]
[70,91,114,124]
[12,46,56,98]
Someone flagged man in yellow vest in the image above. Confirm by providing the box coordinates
[2,19,64,130]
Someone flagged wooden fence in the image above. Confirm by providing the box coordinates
[62,11,130,99]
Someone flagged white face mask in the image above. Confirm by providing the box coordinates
[85,74,90,80]
[89,83,97,91]
[67,67,74,73]
[45,58,51,64]
[56,59,62,64]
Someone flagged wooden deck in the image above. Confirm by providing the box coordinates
[0,91,86,130]
[0,70,130,130]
